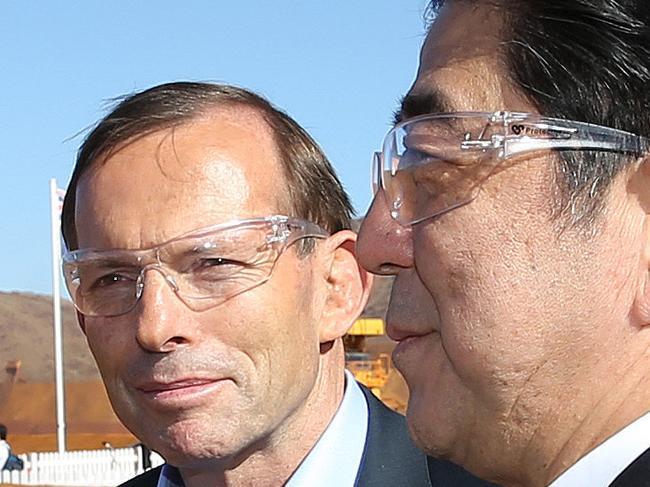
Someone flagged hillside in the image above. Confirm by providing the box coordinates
[0,292,100,383]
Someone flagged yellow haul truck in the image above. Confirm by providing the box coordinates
[344,318,405,412]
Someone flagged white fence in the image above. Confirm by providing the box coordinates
[0,446,164,486]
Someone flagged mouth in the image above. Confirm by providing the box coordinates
[391,331,439,367]
[386,316,439,359]
[135,378,232,409]
[385,319,438,342]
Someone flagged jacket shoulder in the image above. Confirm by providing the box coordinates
[355,383,431,486]
[610,447,650,486]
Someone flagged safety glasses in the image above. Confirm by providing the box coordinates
[63,215,329,317]
[373,111,649,225]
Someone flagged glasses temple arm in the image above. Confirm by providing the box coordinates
[504,137,650,158]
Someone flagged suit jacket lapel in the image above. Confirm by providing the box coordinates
[609,447,650,486]
[354,383,432,486]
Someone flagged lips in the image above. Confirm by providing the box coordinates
[133,377,232,409]
[386,325,430,342]
[136,378,220,393]
[391,331,440,374]
[385,315,438,342]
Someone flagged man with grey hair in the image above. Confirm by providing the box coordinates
[62,82,490,486]
[358,1,650,486]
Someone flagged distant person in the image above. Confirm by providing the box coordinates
[61,82,491,486]
[0,424,9,469]
[0,424,23,471]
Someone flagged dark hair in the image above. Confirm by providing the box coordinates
[62,82,353,249]
[426,0,650,227]
[0,424,7,440]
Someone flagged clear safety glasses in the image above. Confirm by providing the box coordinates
[62,215,329,317]
[373,111,650,225]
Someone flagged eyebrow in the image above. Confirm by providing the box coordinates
[393,89,455,125]
[80,256,143,268]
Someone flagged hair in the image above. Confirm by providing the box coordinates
[61,82,353,249]
[426,0,650,227]
[0,424,7,441]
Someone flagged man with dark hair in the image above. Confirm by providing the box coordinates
[62,82,488,486]
[358,1,650,486]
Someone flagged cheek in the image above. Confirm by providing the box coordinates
[221,264,322,386]
[412,219,548,403]
[83,319,140,419]
[84,319,128,379]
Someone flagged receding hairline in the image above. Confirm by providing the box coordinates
[76,102,294,216]
[63,81,353,250]
[85,101,281,171]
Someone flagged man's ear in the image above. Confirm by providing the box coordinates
[629,160,650,326]
[633,215,650,327]
[76,311,87,334]
[317,230,373,344]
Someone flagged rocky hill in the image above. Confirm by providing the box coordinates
[0,292,100,383]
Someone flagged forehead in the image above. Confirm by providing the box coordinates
[399,2,531,120]
[75,108,288,250]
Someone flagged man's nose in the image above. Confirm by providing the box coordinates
[134,267,192,353]
[357,192,414,275]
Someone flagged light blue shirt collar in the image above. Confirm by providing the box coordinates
[285,370,368,486]
[157,370,369,487]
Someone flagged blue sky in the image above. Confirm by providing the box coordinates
[1,2,429,294]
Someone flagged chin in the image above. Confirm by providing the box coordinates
[405,381,461,460]
[406,405,440,455]
[152,426,238,467]
[408,415,461,466]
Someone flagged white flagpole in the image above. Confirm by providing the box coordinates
[49,178,66,453]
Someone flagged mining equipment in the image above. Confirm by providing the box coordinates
[344,318,398,406]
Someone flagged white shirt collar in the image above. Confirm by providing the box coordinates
[549,410,650,487]
[157,370,369,487]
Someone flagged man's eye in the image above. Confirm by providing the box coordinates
[197,257,235,268]
[400,148,443,170]
[90,273,134,290]
[191,257,248,277]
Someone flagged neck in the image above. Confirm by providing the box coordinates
[496,341,650,487]
[180,340,346,487]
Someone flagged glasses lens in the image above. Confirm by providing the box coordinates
[372,152,381,195]
[163,224,278,306]
[381,114,502,225]
[63,261,141,317]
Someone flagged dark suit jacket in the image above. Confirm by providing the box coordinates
[609,447,650,486]
[119,382,493,487]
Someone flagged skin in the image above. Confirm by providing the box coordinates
[74,106,371,487]
[357,3,650,486]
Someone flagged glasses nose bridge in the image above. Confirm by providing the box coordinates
[135,261,181,302]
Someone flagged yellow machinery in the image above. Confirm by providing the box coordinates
[344,319,390,398]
